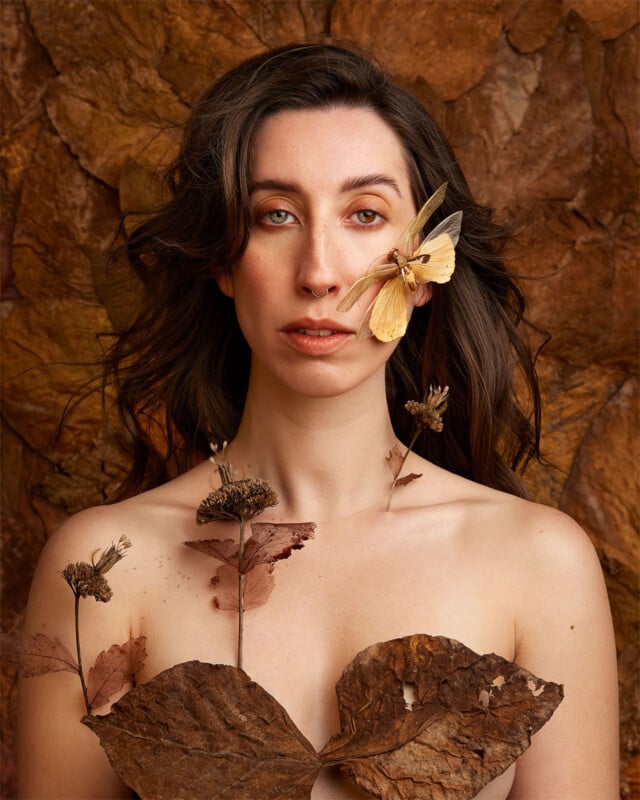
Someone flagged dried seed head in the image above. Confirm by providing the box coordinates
[197,478,278,523]
[405,385,450,433]
[92,535,132,575]
[61,562,113,602]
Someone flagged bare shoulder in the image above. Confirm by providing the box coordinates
[409,457,602,580]
[36,464,208,570]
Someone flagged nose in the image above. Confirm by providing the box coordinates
[295,221,342,299]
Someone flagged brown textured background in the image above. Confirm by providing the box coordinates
[1,0,638,796]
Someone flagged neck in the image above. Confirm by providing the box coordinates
[225,367,399,520]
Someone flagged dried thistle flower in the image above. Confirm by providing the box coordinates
[61,563,113,603]
[386,386,450,511]
[198,443,279,524]
[61,536,131,602]
[405,385,449,433]
[197,479,278,523]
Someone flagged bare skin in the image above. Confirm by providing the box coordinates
[18,107,619,799]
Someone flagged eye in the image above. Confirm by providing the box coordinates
[261,209,296,226]
[352,209,384,226]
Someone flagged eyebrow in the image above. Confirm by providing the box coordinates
[249,174,403,197]
[340,174,403,197]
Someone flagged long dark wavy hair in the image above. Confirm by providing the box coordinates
[105,41,542,499]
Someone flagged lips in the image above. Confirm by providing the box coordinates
[283,318,353,335]
[282,318,354,355]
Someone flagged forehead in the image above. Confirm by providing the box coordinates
[249,106,412,193]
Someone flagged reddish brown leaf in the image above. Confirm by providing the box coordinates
[184,537,239,564]
[187,522,313,612]
[211,563,275,611]
[84,661,321,800]
[87,636,147,710]
[243,562,276,609]
[319,635,563,800]
[242,522,315,570]
[395,472,422,488]
[0,631,78,676]
[385,444,404,475]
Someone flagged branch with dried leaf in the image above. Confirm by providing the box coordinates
[187,443,315,669]
[385,385,449,510]
[2,536,146,714]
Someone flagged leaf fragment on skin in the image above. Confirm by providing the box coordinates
[211,562,275,610]
[184,537,239,564]
[242,522,315,570]
[187,522,314,612]
[0,631,79,676]
[395,473,422,488]
[84,661,321,800]
[320,634,564,800]
[87,636,147,710]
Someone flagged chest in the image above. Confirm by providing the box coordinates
[134,515,516,745]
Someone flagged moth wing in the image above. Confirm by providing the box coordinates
[369,276,411,342]
[337,263,398,311]
[416,210,463,251]
[354,298,376,339]
[401,182,449,254]
[411,211,463,284]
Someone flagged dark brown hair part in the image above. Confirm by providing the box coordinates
[106,42,542,499]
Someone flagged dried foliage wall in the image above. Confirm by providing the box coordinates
[1,0,638,796]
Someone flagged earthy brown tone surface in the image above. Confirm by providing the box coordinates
[84,635,561,800]
[1,0,638,795]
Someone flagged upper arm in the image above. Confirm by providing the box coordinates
[509,508,619,799]
[17,508,135,799]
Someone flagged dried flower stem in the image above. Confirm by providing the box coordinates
[385,386,449,511]
[237,517,246,671]
[385,429,421,512]
[74,594,91,715]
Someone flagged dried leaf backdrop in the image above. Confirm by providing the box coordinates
[1,0,638,795]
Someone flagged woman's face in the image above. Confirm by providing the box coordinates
[218,105,426,399]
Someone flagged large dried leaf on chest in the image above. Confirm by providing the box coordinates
[319,635,563,799]
[84,660,321,800]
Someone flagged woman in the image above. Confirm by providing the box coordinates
[18,43,618,798]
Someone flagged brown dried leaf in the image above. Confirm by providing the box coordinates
[187,522,313,612]
[211,563,275,611]
[395,473,422,488]
[385,444,404,475]
[242,522,316,570]
[84,660,321,800]
[184,537,239,564]
[87,636,147,710]
[385,445,421,490]
[0,631,78,676]
[320,635,563,800]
